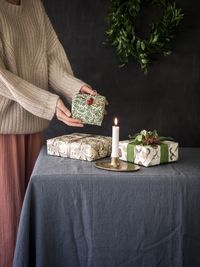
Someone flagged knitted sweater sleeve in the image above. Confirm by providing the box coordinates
[44,9,86,103]
[0,41,59,120]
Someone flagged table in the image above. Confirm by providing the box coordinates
[13,147,200,267]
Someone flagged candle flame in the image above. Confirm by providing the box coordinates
[114,117,118,126]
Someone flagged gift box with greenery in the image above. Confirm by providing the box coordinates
[119,130,179,167]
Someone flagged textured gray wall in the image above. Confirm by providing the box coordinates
[43,0,200,147]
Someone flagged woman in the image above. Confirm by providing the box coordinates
[0,0,102,266]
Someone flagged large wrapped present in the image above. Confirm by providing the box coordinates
[119,130,179,167]
[72,93,106,126]
[47,133,112,161]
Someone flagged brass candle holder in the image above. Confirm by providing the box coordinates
[95,117,140,172]
[111,157,120,168]
[95,156,140,172]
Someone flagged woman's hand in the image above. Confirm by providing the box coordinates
[56,98,84,127]
[80,85,109,115]
[80,85,97,96]
[56,85,109,127]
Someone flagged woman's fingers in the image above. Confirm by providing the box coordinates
[56,99,71,117]
[90,90,97,96]
[60,115,84,127]
[66,117,83,125]
[80,85,97,96]
[56,98,63,109]
[61,105,71,117]
[56,105,83,127]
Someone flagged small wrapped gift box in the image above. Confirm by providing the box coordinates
[72,93,106,126]
[47,133,112,161]
[119,130,179,167]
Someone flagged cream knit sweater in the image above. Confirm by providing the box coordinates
[0,0,86,134]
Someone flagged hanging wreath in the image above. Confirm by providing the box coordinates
[105,0,184,74]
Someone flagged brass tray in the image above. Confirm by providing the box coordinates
[95,160,140,172]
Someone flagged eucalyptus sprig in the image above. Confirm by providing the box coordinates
[105,0,184,74]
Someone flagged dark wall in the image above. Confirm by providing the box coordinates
[43,0,200,147]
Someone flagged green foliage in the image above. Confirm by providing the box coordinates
[129,130,160,145]
[129,129,174,145]
[105,0,184,74]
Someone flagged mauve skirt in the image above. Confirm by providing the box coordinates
[0,133,44,267]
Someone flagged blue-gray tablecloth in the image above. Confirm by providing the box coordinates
[13,147,200,267]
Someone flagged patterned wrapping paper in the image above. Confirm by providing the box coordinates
[119,140,179,167]
[72,93,106,126]
[47,133,112,161]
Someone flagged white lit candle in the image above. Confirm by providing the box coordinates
[111,117,119,158]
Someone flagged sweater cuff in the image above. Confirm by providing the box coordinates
[42,93,59,120]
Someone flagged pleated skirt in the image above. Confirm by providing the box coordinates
[0,133,43,267]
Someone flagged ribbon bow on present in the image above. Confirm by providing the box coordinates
[127,130,174,164]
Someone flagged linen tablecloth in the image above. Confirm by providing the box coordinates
[13,147,200,267]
